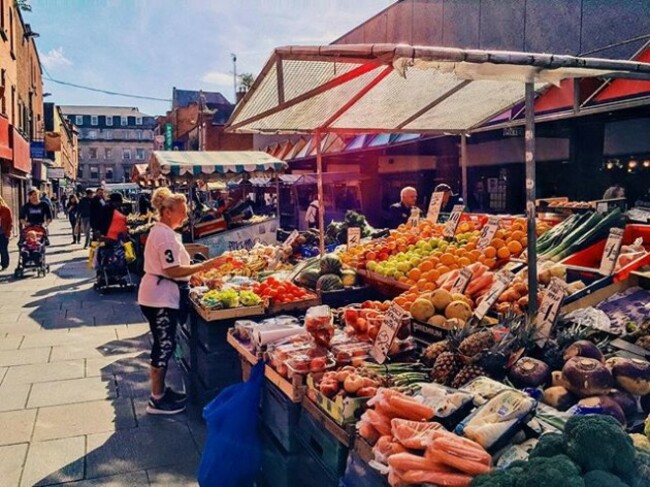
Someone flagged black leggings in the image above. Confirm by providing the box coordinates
[141,305,179,368]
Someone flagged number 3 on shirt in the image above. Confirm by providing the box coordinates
[164,249,174,263]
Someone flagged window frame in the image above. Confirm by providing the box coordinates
[135,116,142,125]
[91,115,98,126]
[75,115,83,126]
[135,148,145,160]
[120,116,128,126]
[105,166,114,181]
[104,148,112,159]
[89,166,99,180]
[122,148,131,160]
[89,147,98,160]
[105,115,113,126]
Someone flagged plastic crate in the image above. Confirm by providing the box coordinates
[319,286,378,308]
[563,267,613,305]
[296,404,350,478]
[261,381,301,453]
[258,427,302,487]
[195,314,240,354]
[340,451,389,487]
[195,342,242,390]
[295,439,340,487]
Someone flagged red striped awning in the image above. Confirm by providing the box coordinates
[593,47,650,103]
[0,115,12,160]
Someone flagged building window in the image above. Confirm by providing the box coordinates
[104,130,112,140]
[105,167,113,181]
[123,149,131,160]
[105,148,112,159]
[78,148,83,160]
[90,166,99,180]
[75,115,83,126]
[106,116,113,126]
[0,69,5,115]
[136,116,142,125]
[9,8,14,57]
[91,115,98,126]
[143,130,153,140]
[135,130,142,140]
[89,148,97,159]
[121,116,128,126]
[136,148,145,160]
[87,130,97,139]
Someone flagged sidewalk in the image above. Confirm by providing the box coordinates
[0,219,204,487]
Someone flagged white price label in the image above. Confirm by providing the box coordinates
[443,205,465,238]
[474,271,514,320]
[370,303,406,364]
[477,217,500,250]
[427,192,445,223]
[534,278,567,346]
[596,202,608,214]
[407,207,421,229]
[599,228,624,276]
[450,268,474,294]
[283,230,300,251]
[347,227,361,250]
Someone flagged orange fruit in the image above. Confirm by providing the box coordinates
[440,253,455,266]
[511,222,524,232]
[448,264,459,271]
[495,229,506,240]
[424,269,440,282]
[419,260,434,272]
[405,279,417,287]
[464,242,476,251]
[408,268,422,281]
[417,278,429,290]
[437,265,450,276]
[470,249,482,260]
[507,240,523,254]
[491,238,506,249]
[521,237,528,247]
[394,297,406,307]
[511,230,524,241]
[423,282,437,291]
[458,256,472,267]
[398,276,408,283]
[497,247,511,260]
[484,258,496,269]
[484,246,497,259]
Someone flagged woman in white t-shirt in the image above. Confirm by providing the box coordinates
[138,187,216,415]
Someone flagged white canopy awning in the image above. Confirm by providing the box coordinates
[227,44,650,134]
[148,151,287,178]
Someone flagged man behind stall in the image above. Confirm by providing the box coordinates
[386,186,418,228]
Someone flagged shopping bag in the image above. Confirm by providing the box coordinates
[87,242,98,270]
[123,241,136,263]
[198,361,264,487]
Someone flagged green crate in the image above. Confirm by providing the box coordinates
[258,427,302,487]
[261,381,301,453]
[296,406,349,478]
[195,344,241,390]
[295,438,340,487]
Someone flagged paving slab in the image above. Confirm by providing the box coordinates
[0,320,47,335]
[50,344,118,362]
[20,329,116,349]
[3,360,86,385]
[0,383,30,411]
[86,423,199,479]
[33,398,136,442]
[0,334,23,350]
[0,347,51,367]
[0,312,23,323]
[58,471,150,486]
[85,353,143,378]
[0,408,37,446]
[0,443,29,487]
[147,461,198,487]
[21,436,86,487]
[28,376,116,408]
[116,323,150,340]
[0,366,7,385]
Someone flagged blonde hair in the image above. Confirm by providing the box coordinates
[151,187,187,214]
[26,231,38,240]
[0,196,8,210]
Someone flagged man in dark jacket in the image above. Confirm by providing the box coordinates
[386,186,418,228]
[78,189,93,248]
[435,183,464,213]
[89,187,106,239]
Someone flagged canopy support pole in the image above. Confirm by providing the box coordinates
[275,171,280,220]
[525,81,538,317]
[315,130,325,257]
[460,133,468,206]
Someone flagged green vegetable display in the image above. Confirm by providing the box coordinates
[325,210,377,245]
[200,288,262,309]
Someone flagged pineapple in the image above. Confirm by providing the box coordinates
[431,351,462,386]
[458,330,495,364]
[423,340,449,366]
[451,364,487,388]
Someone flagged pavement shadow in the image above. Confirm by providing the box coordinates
[32,333,205,486]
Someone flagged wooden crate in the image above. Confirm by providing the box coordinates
[306,375,369,426]
[267,296,320,315]
[191,298,265,322]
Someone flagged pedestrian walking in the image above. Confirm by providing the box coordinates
[21,189,53,227]
[78,189,93,248]
[90,187,107,240]
[67,195,81,244]
[138,187,216,415]
[61,194,68,217]
[0,196,13,271]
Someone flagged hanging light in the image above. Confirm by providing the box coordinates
[643,160,650,168]
[629,159,638,169]
[606,161,614,170]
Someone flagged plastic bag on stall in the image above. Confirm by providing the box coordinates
[197,361,265,487]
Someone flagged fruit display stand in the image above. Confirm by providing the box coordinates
[357,270,409,299]
[266,295,321,316]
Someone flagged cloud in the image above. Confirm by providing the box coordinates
[200,71,234,86]
[41,47,72,70]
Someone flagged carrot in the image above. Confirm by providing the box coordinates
[400,469,473,487]
[358,420,380,445]
[466,273,494,296]
[387,452,444,472]
[374,435,408,460]
[428,448,492,476]
[363,409,393,436]
[430,436,492,465]
[388,468,407,487]
[391,419,443,449]
[387,394,435,421]
[376,399,405,419]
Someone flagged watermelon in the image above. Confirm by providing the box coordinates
[317,274,343,292]
[320,254,342,275]
[296,268,320,289]
[341,269,358,287]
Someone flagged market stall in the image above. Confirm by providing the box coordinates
[218,44,650,486]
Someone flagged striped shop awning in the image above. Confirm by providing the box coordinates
[148,151,287,178]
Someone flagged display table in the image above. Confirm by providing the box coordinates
[196,218,279,256]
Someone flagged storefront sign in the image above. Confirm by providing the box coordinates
[534,278,567,346]
[11,127,31,173]
[47,167,65,179]
[443,205,464,238]
[599,227,624,276]
[201,218,279,256]
[347,227,361,249]
[0,115,12,160]
[164,123,173,150]
[371,303,406,364]
[426,192,444,223]
[450,268,473,294]
[30,141,46,159]
[477,216,500,250]
[474,271,514,320]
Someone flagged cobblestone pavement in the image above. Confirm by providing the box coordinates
[0,218,204,486]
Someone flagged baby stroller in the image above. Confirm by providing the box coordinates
[14,225,50,278]
[93,238,135,293]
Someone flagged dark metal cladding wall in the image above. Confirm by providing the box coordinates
[479,0,526,51]
[524,0,582,54]
[412,0,443,46]
[442,0,480,48]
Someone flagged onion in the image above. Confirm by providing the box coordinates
[562,357,614,397]
[608,389,638,419]
[563,340,604,362]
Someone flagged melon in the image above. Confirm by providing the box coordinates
[445,300,472,321]
[431,289,453,312]
[296,268,321,289]
[317,274,344,292]
[410,298,435,322]
[320,254,342,275]
[427,314,447,328]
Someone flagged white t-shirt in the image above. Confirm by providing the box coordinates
[138,222,190,309]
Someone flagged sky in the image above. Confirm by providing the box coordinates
[27,0,394,117]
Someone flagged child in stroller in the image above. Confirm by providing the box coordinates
[94,237,135,292]
[15,225,50,278]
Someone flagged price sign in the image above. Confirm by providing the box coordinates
[427,192,445,223]
[347,227,361,250]
[282,229,300,252]
[407,207,421,228]
[443,205,465,238]
[599,227,624,276]
[477,216,500,250]
[450,268,474,294]
[596,202,608,214]
[370,303,406,364]
[534,278,567,346]
[474,271,514,320]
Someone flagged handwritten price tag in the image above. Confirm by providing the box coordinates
[347,227,361,250]
[427,192,445,223]
[371,303,406,364]
[474,271,514,320]
[407,207,421,228]
[599,228,624,276]
[450,268,474,294]
[534,278,567,346]
[443,205,465,238]
[477,216,499,250]
[283,229,300,251]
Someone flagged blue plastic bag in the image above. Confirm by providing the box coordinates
[198,361,265,487]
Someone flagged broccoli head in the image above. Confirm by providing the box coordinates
[512,455,584,487]
[564,415,637,482]
[470,470,516,487]
[529,432,567,459]
[583,471,628,487]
